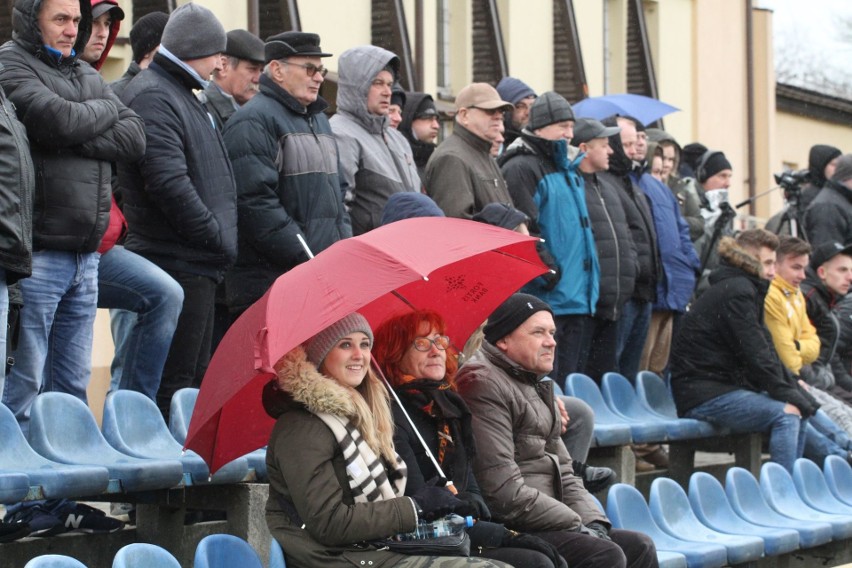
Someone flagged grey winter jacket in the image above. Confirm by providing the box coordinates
[330,46,420,235]
[425,124,513,219]
[0,0,144,254]
[456,342,609,532]
[805,180,852,248]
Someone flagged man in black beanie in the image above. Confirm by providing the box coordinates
[806,154,852,249]
[118,3,237,420]
[398,92,439,178]
[457,293,657,568]
[110,11,169,98]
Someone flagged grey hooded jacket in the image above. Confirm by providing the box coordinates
[330,46,420,235]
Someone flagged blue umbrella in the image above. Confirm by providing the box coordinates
[572,94,679,126]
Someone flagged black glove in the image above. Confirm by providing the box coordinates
[574,522,611,541]
[585,521,612,541]
[536,242,562,291]
[457,491,491,521]
[409,485,467,521]
[502,532,568,568]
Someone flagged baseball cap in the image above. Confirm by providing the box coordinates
[455,83,513,111]
[810,242,852,270]
[571,117,621,146]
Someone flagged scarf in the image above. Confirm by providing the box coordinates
[396,379,477,488]
[316,412,407,503]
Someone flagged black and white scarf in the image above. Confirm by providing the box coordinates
[316,412,407,502]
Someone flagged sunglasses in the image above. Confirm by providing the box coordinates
[280,60,328,78]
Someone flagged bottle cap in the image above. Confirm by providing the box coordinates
[465,516,474,527]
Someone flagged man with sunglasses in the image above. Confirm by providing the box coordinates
[425,83,515,219]
[222,32,350,318]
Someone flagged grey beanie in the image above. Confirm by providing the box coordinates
[305,313,374,367]
[161,3,226,60]
[831,154,852,184]
[528,91,575,132]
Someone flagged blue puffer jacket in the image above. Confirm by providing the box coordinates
[632,172,700,312]
[501,133,599,315]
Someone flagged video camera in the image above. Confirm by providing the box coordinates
[773,169,811,203]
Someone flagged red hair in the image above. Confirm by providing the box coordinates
[373,310,459,389]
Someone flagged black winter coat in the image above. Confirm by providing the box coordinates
[671,238,819,417]
[805,180,852,248]
[603,171,659,303]
[222,75,350,311]
[119,54,237,281]
[581,171,638,320]
[0,85,32,282]
[0,0,144,254]
[801,271,852,390]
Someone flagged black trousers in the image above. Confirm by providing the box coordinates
[553,314,591,390]
[583,316,619,384]
[532,528,658,568]
[156,270,216,421]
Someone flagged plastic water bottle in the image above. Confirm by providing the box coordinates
[397,514,474,540]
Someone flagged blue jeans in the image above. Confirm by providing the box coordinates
[804,409,852,465]
[97,246,184,401]
[0,268,7,398]
[685,389,807,472]
[616,299,652,380]
[2,251,99,435]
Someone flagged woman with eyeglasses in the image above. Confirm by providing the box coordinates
[263,312,513,568]
[374,311,568,568]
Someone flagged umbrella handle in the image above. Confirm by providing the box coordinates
[371,359,451,489]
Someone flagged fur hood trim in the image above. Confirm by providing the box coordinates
[717,236,761,278]
[275,346,358,418]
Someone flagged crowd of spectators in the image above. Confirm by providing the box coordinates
[0,0,851,565]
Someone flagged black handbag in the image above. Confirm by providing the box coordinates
[373,530,471,557]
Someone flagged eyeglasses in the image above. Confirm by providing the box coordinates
[412,335,451,352]
[471,107,504,116]
[280,60,328,78]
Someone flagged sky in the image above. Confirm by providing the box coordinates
[758,0,852,98]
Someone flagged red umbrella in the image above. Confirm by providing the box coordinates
[185,217,549,473]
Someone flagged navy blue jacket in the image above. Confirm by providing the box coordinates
[119,54,237,281]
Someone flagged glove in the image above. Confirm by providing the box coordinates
[409,485,467,521]
[536,243,562,291]
[457,491,491,521]
[586,521,612,541]
[502,532,568,568]
[574,522,611,541]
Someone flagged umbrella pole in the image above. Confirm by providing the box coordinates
[297,234,315,259]
[371,359,454,492]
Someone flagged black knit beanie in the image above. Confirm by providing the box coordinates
[130,11,169,64]
[698,151,733,183]
[484,294,553,344]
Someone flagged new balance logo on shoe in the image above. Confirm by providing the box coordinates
[65,514,85,530]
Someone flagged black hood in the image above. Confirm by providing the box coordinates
[809,144,842,188]
[602,116,633,177]
[399,91,431,144]
[13,0,92,65]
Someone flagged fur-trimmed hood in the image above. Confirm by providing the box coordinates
[715,236,762,279]
[262,346,357,420]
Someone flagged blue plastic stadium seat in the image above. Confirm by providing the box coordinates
[725,466,832,549]
[194,534,263,568]
[655,551,687,568]
[566,373,664,444]
[602,373,715,441]
[0,470,30,504]
[102,390,248,485]
[759,461,852,540]
[0,401,110,499]
[650,477,764,565]
[170,388,268,482]
[824,455,852,507]
[606,483,727,568]
[269,538,287,568]
[28,392,184,493]
[793,458,852,516]
[23,555,88,568]
[689,472,799,555]
[113,543,181,568]
[635,371,723,436]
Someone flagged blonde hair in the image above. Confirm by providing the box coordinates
[349,367,397,463]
